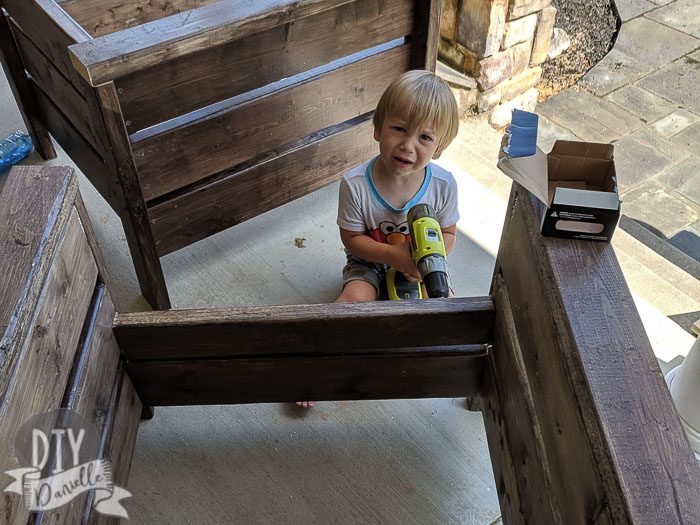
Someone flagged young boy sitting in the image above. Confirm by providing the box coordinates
[336,69,460,303]
[296,70,459,408]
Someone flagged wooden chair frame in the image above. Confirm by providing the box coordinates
[0,0,441,310]
[2,166,698,524]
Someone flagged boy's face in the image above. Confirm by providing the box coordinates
[373,115,441,179]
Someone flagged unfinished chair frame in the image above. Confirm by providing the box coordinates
[0,0,441,310]
[2,166,698,524]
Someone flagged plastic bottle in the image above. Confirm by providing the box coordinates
[0,131,33,171]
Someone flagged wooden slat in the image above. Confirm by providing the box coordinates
[83,366,142,525]
[33,284,122,525]
[149,116,375,256]
[114,297,495,360]
[10,22,110,159]
[3,0,90,91]
[0,166,76,339]
[127,347,488,406]
[95,83,171,310]
[481,273,560,524]
[115,0,414,131]
[410,0,440,71]
[30,79,119,212]
[132,42,410,201]
[59,0,220,38]
[0,211,99,525]
[0,10,55,158]
[493,182,700,523]
[68,0,356,85]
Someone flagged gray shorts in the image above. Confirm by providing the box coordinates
[341,255,386,294]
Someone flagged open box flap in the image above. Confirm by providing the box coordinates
[497,146,549,204]
[549,140,614,161]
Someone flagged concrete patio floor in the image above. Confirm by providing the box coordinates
[1,2,699,518]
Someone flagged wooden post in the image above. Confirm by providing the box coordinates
[0,8,55,159]
[483,182,700,523]
[95,83,171,310]
[410,0,441,71]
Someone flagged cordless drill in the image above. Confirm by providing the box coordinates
[386,203,450,299]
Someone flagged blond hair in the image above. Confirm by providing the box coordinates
[373,70,459,155]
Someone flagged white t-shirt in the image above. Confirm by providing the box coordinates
[337,157,459,246]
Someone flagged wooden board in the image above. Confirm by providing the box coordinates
[127,346,488,405]
[3,0,91,91]
[132,41,410,201]
[114,0,414,131]
[32,284,122,525]
[481,274,559,524]
[0,212,98,525]
[148,116,375,256]
[0,10,55,158]
[114,297,494,360]
[10,22,110,159]
[83,366,142,525]
[490,182,700,523]
[68,0,357,85]
[59,0,221,38]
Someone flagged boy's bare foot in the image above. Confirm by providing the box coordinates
[295,401,315,408]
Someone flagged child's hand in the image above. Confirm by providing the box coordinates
[387,243,421,282]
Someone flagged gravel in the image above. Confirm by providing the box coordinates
[537,0,619,100]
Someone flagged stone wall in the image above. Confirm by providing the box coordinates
[439,0,557,127]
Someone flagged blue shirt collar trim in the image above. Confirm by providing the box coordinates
[364,157,432,214]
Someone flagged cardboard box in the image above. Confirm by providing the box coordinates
[497,140,620,242]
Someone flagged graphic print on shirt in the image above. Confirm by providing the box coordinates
[369,220,410,245]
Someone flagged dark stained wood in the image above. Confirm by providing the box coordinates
[149,116,376,256]
[0,166,77,368]
[10,22,110,159]
[410,0,440,70]
[481,273,560,524]
[30,80,127,224]
[3,0,91,91]
[132,42,410,201]
[95,83,170,310]
[59,0,220,38]
[491,182,700,523]
[115,0,414,131]
[114,297,494,360]
[0,212,98,525]
[84,367,142,525]
[68,0,357,85]
[0,10,55,159]
[32,284,122,525]
[75,191,109,284]
[127,346,488,406]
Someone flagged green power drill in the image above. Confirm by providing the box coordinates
[386,203,450,300]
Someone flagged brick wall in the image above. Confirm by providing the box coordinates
[439,0,556,127]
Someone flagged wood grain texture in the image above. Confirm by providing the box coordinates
[127,347,488,405]
[10,22,110,159]
[0,212,98,525]
[132,42,410,201]
[59,0,220,37]
[32,284,122,525]
[68,0,356,85]
[492,182,700,523]
[114,297,494,360]
[0,166,77,377]
[115,0,414,131]
[2,0,90,91]
[410,0,440,70]
[481,273,560,524]
[84,368,142,525]
[0,10,55,159]
[148,117,376,256]
[95,83,170,310]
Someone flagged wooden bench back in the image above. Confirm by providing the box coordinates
[0,167,142,525]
